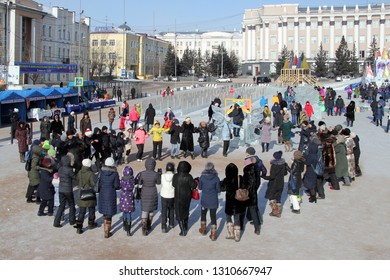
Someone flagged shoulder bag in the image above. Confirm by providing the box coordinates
[80,173,96,200]
[235,176,249,201]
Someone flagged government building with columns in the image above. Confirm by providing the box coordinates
[242,3,390,76]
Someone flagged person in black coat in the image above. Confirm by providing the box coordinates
[67,111,76,134]
[180,117,196,159]
[144,103,156,133]
[351,132,362,177]
[262,151,288,218]
[303,141,319,203]
[101,126,111,162]
[37,158,55,216]
[50,114,64,141]
[287,151,305,214]
[228,103,245,137]
[169,119,181,159]
[10,108,20,144]
[91,127,102,169]
[345,101,355,127]
[208,101,215,122]
[172,161,197,236]
[98,157,120,238]
[195,121,217,158]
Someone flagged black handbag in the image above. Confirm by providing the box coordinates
[80,188,95,200]
[133,185,142,200]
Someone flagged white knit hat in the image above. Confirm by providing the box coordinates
[105,157,115,167]
[85,128,93,137]
[82,159,92,168]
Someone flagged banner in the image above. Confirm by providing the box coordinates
[15,62,78,74]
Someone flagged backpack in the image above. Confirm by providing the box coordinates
[311,145,324,176]
[25,150,32,172]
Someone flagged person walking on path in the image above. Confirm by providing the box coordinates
[129,105,140,132]
[50,114,64,141]
[119,166,136,236]
[172,161,197,236]
[67,111,76,134]
[335,96,345,116]
[136,158,162,236]
[117,87,122,101]
[98,157,120,238]
[221,115,232,157]
[198,162,221,241]
[345,101,355,127]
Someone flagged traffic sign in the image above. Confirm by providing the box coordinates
[121,69,126,77]
[74,77,84,87]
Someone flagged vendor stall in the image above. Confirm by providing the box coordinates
[0,90,26,126]
[58,87,79,108]
[39,88,64,109]
[19,89,47,121]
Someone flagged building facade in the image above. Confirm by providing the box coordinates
[158,31,242,61]
[242,3,390,76]
[41,5,90,84]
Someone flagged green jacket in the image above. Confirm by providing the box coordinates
[28,145,43,186]
[280,121,295,141]
[76,166,97,208]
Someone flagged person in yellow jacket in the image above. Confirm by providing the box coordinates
[148,120,169,160]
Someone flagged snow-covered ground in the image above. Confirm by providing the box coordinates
[1,81,390,261]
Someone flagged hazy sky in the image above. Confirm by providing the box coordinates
[37,0,385,33]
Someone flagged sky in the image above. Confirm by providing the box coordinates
[37,0,385,34]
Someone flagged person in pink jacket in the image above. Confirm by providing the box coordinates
[304,101,314,121]
[129,105,140,132]
[133,123,149,162]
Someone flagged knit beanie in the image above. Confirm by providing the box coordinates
[273,151,283,160]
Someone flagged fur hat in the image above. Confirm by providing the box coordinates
[341,128,351,136]
[105,157,115,167]
[85,128,93,137]
[102,125,108,131]
[173,119,179,125]
[82,158,92,168]
[246,147,256,155]
[273,151,283,160]
[41,157,52,168]
[205,162,215,170]
[334,124,343,132]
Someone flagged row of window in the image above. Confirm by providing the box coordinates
[265,50,366,60]
[270,34,385,45]
[175,41,240,47]
[42,46,85,60]
[263,19,390,30]
[42,25,84,42]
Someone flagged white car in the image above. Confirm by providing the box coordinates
[198,76,207,82]
[216,78,232,83]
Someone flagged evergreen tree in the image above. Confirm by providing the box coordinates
[366,36,379,69]
[202,50,212,76]
[276,45,289,75]
[349,42,359,75]
[179,47,195,76]
[334,36,350,76]
[314,42,328,77]
[210,45,230,76]
[163,44,176,76]
[228,50,239,76]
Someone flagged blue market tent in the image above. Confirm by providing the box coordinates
[57,87,79,106]
[38,88,64,108]
[18,89,46,111]
[344,82,361,90]
[0,90,26,126]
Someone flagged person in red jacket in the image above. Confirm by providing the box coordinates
[129,105,140,132]
[304,101,314,121]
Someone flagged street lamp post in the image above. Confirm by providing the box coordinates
[77,0,84,96]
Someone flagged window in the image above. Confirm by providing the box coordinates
[63,30,65,40]
[92,40,98,46]
[311,36,317,45]
[323,21,329,29]
[75,31,78,41]
[335,36,341,44]
[386,35,390,42]
[323,36,329,44]
[287,36,293,45]
[58,48,60,58]
[359,36,365,44]
[347,21,353,29]
[347,35,353,44]
[311,21,317,29]
[372,20,379,28]
[288,22,294,30]
[100,40,107,47]
[299,22,305,30]
[42,25,46,36]
[335,21,341,29]
[42,46,46,57]
[67,31,70,40]
[386,19,390,28]
[58,29,61,39]
[109,39,115,46]
[48,26,52,37]
[48,46,51,58]
[63,48,65,58]
[271,23,277,30]
[359,50,365,59]
[101,53,106,59]
[299,36,305,44]
[270,51,277,59]
[271,36,277,45]
[359,21,366,28]
[109,52,116,59]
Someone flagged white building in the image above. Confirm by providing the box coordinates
[242,3,390,76]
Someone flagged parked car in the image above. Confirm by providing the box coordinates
[163,76,171,81]
[342,75,351,81]
[198,76,207,82]
[216,77,232,83]
[335,76,342,82]
[172,77,180,81]
[256,76,271,84]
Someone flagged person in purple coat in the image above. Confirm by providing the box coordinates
[120,166,136,236]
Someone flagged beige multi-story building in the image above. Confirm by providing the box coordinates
[90,26,169,79]
[158,31,242,61]
[242,3,390,76]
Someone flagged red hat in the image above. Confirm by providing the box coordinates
[41,157,52,168]
[85,128,93,137]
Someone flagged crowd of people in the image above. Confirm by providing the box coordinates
[11,85,368,242]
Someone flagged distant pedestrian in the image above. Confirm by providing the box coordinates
[117,87,122,101]
[107,108,116,131]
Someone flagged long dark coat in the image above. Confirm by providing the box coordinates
[76,166,96,208]
[222,163,247,216]
[138,158,161,212]
[243,163,258,207]
[263,159,288,202]
[303,142,318,189]
[228,104,244,126]
[15,125,28,153]
[198,168,220,209]
[169,124,181,144]
[322,134,336,174]
[345,103,355,121]
[195,124,217,149]
[98,166,120,216]
[287,159,304,195]
[40,119,51,140]
[67,115,76,133]
[172,161,197,221]
[335,142,349,178]
[80,117,92,136]
[37,169,54,201]
[58,155,76,193]
[144,104,156,125]
[180,122,195,152]
[50,119,64,136]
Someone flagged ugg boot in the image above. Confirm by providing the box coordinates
[225,222,234,239]
[209,224,218,241]
[275,203,282,218]
[199,221,207,236]
[103,219,112,238]
[141,218,148,236]
[122,219,126,231]
[268,200,277,216]
[233,226,241,242]
[88,220,98,230]
[126,221,132,236]
[266,143,269,152]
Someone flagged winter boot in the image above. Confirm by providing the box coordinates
[190,152,195,160]
[161,223,167,233]
[199,221,207,236]
[122,219,126,231]
[141,218,148,236]
[342,176,351,186]
[233,226,241,242]
[75,221,83,234]
[88,220,98,230]
[275,203,282,217]
[147,216,153,231]
[103,219,112,238]
[266,143,269,152]
[225,222,234,239]
[20,152,26,163]
[261,143,265,153]
[209,224,218,241]
[126,221,132,236]
[268,200,277,216]
[184,218,189,233]
[178,220,187,236]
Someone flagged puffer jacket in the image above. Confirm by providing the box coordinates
[149,123,169,142]
[129,106,140,122]
[199,168,220,209]
[76,166,96,208]
[161,172,175,199]
[138,158,161,212]
[120,174,135,213]
[28,145,43,186]
[37,169,54,201]
[134,128,149,144]
[58,155,76,193]
[98,166,120,216]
